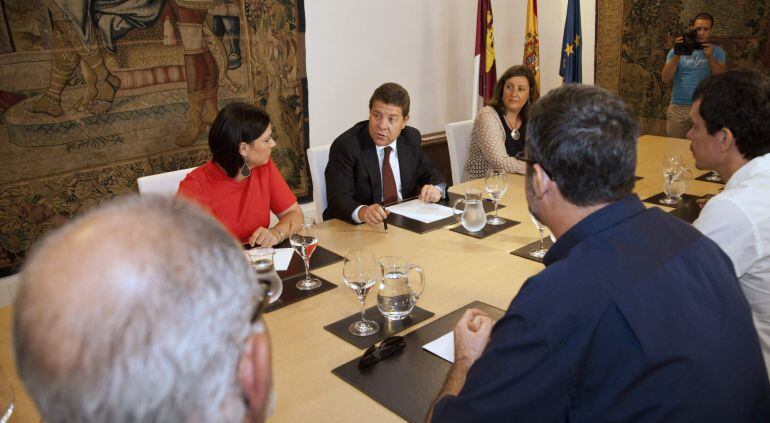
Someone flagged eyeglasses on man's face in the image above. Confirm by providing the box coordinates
[250,280,271,324]
[515,151,551,177]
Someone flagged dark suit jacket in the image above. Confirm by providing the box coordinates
[323,121,446,222]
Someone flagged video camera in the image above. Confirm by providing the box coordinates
[674,29,704,56]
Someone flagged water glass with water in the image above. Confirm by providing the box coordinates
[663,168,694,205]
[484,169,508,225]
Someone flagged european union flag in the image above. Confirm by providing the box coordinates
[559,0,582,83]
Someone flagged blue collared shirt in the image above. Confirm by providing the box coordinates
[433,195,770,422]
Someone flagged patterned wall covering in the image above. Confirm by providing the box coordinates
[596,0,770,135]
[0,0,308,270]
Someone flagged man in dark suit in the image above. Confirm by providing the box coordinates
[323,82,446,224]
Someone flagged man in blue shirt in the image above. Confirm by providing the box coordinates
[429,85,769,422]
[662,12,726,138]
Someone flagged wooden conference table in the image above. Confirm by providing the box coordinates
[0,135,725,422]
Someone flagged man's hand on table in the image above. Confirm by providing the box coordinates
[249,227,282,248]
[428,308,496,421]
[454,308,495,369]
[358,204,390,225]
[419,184,443,203]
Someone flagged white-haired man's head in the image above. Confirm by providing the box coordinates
[14,195,272,422]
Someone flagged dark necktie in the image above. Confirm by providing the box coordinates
[382,146,398,204]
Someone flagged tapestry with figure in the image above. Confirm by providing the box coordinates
[0,0,308,269]
[596,0,770,135]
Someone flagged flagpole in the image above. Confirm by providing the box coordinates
[472,54,480,119]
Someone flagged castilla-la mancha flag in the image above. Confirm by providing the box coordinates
[474,0,496,113]
[523,0,540,91]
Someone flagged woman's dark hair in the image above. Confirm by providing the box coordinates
[208,102,271,178]
[488,65,540,122]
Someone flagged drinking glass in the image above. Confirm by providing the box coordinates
[290,217,321,290]
[343,249,380,336]
[661,154,684,205]
[663,168,694,205]
[484,169,508,225]
[529,214,549,259]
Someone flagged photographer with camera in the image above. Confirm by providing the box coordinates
[662,12,726,138]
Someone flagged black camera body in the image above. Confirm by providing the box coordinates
[674,30,704,56]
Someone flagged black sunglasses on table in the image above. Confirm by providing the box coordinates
[358,336,407,369]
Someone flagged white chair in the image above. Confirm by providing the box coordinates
[306,144,331,221]
[445,120,474,185]
[137,167,197,196]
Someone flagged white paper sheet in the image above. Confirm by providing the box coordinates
[422,331,455,363]
[386,199,455,223]
[272,248,294,271]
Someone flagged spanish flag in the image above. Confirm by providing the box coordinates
[474,0,496,108]
[523,0,540,91]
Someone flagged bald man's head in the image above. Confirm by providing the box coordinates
[14,195,265,422]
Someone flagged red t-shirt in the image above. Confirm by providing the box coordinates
[177,160,297,243]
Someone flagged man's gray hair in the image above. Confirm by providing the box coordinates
[14,195,260,422]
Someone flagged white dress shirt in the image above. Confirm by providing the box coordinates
[351,140,403,222]
[694,152,770,377]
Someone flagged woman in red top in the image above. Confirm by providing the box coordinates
[178,102,304,247]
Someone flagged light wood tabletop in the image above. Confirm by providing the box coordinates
[0,135,723,422]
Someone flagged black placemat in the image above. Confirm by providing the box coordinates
[510,237,555,264]
[667,196,703,223]
[449,218,520,239]
[244,241,344,279]
[642,192,700,208]
[386,192,505,234]
[265,272,336,313]
[695,172,725,184]
[324,305,435,349]
[332,301,505,423]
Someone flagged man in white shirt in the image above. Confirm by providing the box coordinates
[323,82,447,224]
[689,68,770,375]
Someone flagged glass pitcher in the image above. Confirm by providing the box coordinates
[246,248,283,304]
[452,188,487,232]
[377,256,426,321]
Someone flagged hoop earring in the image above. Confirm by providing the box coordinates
[240,157,251,177]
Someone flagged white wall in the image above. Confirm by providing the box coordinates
[305,0,595,148]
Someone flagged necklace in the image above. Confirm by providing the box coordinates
[503,114,521,141]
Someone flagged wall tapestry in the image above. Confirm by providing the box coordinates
[596,0,770,135]
[0,0,309,270]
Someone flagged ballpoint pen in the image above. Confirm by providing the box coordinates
[381,201,388,232]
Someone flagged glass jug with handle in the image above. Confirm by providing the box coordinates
[377,256,426,320]
[452,188,487,232]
